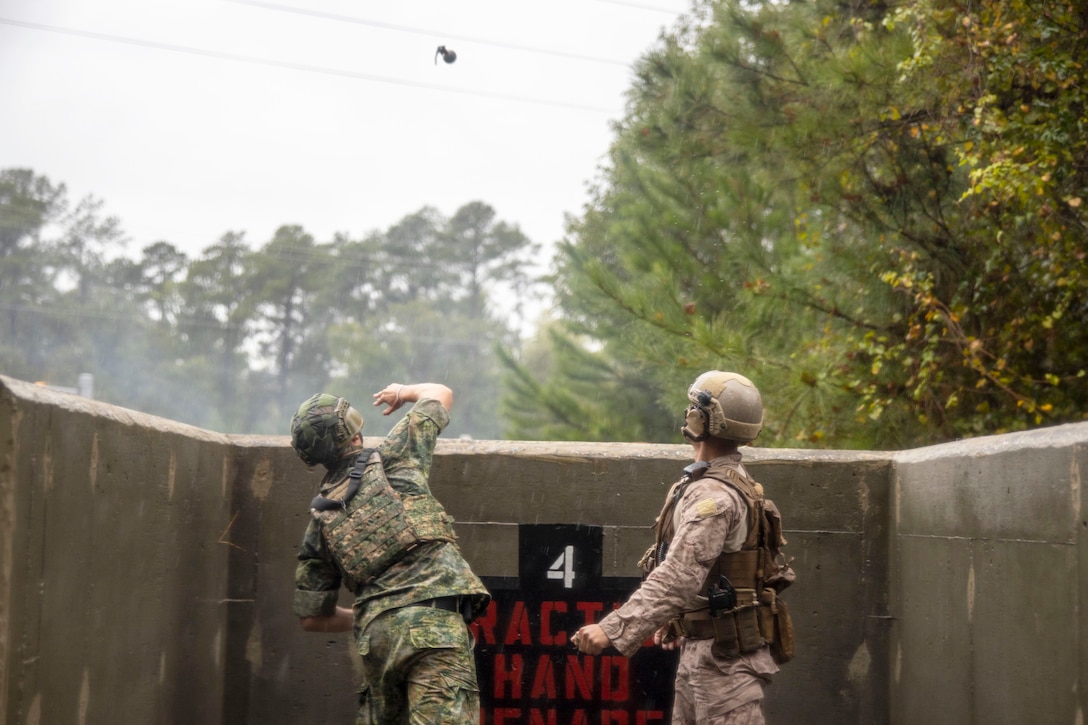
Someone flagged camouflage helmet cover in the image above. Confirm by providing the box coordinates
[290,393,364,467]
[681,371,763,443]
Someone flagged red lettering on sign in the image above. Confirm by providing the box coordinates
[565,654,594,699]
[529,709,558,725]
[601,655,630,701]
[540,601,567,645]
[492,707,522,724]
[472,601,498,645]
[479,595,672,722]
[484,708,666,724]
[529,654,556,699]
[576,601,605,625]
[477,600,651,649]
[493,654,523,699]
[504,600,533,645]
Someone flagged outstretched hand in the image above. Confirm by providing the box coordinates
[373,384,405,416]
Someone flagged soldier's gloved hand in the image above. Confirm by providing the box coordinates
[571,625,611,655]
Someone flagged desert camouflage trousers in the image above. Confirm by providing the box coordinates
[355,604,480,725]
[671,638,775,725]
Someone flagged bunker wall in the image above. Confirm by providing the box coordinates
[890,425,1088,724]
[3,374,1086,724]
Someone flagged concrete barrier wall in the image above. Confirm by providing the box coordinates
[890,425,1088,724]
[214,433,900,724]
[0,376,234,725]
[2,374,1085,724]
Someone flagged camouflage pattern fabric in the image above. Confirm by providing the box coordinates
[597,453,777,723]
[293,397,490,723]
[672,638,773,724]
[314,450,457,588]
[290,393,364,467]
[354,605,480,724]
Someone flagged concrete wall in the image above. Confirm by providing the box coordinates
[2,373,1085,724]
[0,376,233,725]
[890,425,1088,724]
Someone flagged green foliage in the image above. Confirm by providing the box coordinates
[508,0,1086,448]
[0,168,538,439]
[0,169,69,377]
[876,0,1088,437]
[500,318,682,442]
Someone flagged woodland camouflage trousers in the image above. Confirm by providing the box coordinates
[354,604,480,725]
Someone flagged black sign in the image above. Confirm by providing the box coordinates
[473,524,677,724]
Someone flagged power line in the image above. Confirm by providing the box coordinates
[0,17,616,114]
[225,0,634,68]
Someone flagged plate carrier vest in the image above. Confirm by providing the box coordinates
[309,449,458,591]
[642,461,796,663]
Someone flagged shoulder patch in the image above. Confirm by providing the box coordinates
[695,498,720,518]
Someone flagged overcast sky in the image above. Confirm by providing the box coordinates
[1,0,690,273]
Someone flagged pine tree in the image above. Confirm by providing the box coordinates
[506,0,1087,448]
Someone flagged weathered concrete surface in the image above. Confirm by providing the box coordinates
[891,424,1088,725]
[3,372,1086,725]
[1,376,233,725]
[202,436,893,725]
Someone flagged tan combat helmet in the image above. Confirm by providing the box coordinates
[681,370,764,443]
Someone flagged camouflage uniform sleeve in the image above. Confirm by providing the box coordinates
[292,517,342,618]
[598,479,745,657]
[378,398,449,496]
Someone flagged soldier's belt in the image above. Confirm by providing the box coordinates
[409,595,477,624]
[672,616,715,640]
[673,606,755,640]
[415,596,462,613]
[672,591,764,656]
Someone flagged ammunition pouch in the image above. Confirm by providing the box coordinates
[759,588,795,664]
[672,588,762,658]
[672,585,794,663]
[312,451,457,589]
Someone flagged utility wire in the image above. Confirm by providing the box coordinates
[0,17,617,114]
[225,0,635,68]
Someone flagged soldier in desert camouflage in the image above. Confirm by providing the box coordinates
[573,371,795,725]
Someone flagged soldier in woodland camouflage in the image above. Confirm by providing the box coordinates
[291,383,490,725]
[572,371,796,725]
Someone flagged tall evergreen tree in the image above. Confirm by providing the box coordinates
[330,203,535,440]
[506,0,1087,448]
[179,232,255,431]
[246,224,338,417]
[0,169,68,378]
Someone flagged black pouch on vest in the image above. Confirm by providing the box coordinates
[708,576,737,616]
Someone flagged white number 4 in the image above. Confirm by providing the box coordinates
[547,545,576,588]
